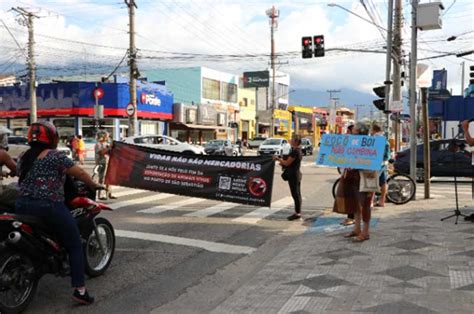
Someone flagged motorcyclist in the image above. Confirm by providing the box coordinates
[15,121,100,305]
[0,126,18,211]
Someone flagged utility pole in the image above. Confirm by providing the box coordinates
[460,61,465,96]
[266,6,279,137]
[392,0,403,152]
[421,87,430,198]
[409,0,419,190]
[384,0,394,137]
[125,0,138,136]
[12,7,38,123]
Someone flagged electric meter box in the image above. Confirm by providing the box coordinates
[417,2,444,31]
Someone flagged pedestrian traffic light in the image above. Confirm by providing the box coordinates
[314,35,325,57]
[302,36,313,59]
[470,65,474,85]
[373,86,386,111]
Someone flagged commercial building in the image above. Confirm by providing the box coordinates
[238,87,257,141]
[254,70,290,136]
[146,67,240,143]
[0,79,173,157]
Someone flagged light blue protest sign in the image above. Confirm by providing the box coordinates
[316,134,386,171]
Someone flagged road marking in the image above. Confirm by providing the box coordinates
[232,196,293,224]
[111,189,147,198]
[301,162,315,167]
[138,197,207,214]
[185,202,240,217]
[115,230,256,255]
[110,193,174,210]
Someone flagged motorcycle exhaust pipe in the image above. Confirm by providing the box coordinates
[7,231,42,258]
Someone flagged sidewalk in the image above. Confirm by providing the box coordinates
[211,195,474,313]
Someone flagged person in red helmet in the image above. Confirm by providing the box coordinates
[15,121,100,305]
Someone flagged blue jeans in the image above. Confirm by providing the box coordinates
[15,196,85,287]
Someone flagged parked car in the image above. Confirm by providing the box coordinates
[8,136,73,160]
[248,136,267,149]
[123,135,206,155]
[301,138,314,155]
[394,139,474,181]
[258,138,291,156]
[204,140,241,156]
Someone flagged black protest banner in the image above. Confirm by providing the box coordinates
[105,142,275,207]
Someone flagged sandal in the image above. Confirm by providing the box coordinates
[342,219,355,226]
[344,231,360,238]
[352,234,370,242]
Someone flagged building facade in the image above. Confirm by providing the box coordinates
[238,88,257,141]
[146,67,240,142]
[254,70,290,136]
[0,80,173,157]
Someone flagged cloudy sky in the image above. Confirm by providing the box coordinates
[0,0,473,98]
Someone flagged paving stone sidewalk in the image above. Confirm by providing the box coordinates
[211,196,474,314]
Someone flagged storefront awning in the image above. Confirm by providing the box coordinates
[258,122,270,126]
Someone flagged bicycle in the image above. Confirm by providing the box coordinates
[332,161,416,205]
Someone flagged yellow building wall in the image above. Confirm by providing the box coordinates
[238,88,257,140]
[273,109,292,140]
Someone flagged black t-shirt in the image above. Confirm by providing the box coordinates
[286,147,302,178]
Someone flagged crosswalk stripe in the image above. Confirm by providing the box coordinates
[110,193,173,210]
[111,189,147,198]
[232,196,293,224]
[138,197,207,214]
[185,202,240,217]
[115,230,256,255]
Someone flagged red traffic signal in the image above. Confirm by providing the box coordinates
[302,36,313,59]
[313,35,324,57]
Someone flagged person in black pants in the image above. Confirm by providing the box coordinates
[274,135,303,221]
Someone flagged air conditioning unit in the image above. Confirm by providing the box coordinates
[186,109,197,123]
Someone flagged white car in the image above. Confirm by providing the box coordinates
[8,136,73,160]
[123,135,206,155]
[258,138,291,156]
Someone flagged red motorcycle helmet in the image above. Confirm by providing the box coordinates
[27,121,59,148]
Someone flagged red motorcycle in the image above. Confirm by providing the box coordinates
[0,180,115,313]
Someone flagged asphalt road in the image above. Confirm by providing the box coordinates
[26,154,339,314]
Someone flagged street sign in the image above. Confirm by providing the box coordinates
[93,87,105,100]
[126,103,135,117]
[243,71,270,88]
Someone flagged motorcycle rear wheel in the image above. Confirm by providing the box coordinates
[0,250,38,314]
[84,217,115,277]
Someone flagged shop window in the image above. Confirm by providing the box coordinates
[221,82,237,103]
[202,78,220,100]
[242,98,248,107]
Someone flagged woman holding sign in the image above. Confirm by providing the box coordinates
[342,122,374,242]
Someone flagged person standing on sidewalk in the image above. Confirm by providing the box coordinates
[340,124,355,226]
[344,122,374,242]
[95,131,116,200]
[76,135,85,165]
[274,135,303,221]
[371,123,391,207]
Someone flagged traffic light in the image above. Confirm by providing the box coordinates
[302,36,313,59]
[314,35,325,57]
[470,65,474,85]
[373,86,386,111]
